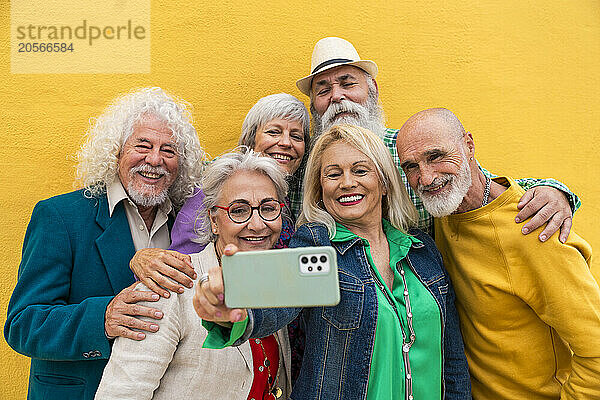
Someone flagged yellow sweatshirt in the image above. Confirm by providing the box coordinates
[435,177,600,400]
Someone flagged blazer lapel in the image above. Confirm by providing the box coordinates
[95,196,136,294]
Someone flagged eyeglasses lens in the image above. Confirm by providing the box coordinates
[227,201,281,223]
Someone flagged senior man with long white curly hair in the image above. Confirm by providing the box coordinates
[5,87,205,400]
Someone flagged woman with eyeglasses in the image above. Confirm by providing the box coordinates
[128,93,309,382]
[95,150,293,400]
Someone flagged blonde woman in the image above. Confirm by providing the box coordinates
[194,125,471,400]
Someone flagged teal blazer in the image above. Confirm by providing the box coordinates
[5,189,172,400]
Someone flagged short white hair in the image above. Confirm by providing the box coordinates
[194,147,288,245]
[298,124,419,237]
[74,87,206,207]
[239,93,310,149]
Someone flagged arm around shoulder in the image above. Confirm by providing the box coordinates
[95,285,184,400]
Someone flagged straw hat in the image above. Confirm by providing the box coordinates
[296,37,378,96]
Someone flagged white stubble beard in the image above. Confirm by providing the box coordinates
[418,152,473,218]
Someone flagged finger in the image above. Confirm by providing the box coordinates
[199,279,221,306]
[150,269,187,295]
[126,303,164,320]
[119,314,160,333]
[106,324,148,340]
[516,188,535,211]
[222,244,240,257]
[156,258,195,289]
[559,216,572,243]
[192,289,206,319]
[123,289,161,304]
[192,289,227,320]
[106,325,155,340]
[139,276,171,299]
[135,274,162,296]
[520,204,555,235]
[515,195,546,226]
[536,211,567,242]
[167,251,195,274]
[208,307,248,323]
[207,267,225,304]
[229,308,248,323]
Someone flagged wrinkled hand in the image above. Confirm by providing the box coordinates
[105,282,163,340]
[130,248,195,298]
[192,244,247,324]
[516,186,572,243]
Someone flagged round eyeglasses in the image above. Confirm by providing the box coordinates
[214,200,284,224]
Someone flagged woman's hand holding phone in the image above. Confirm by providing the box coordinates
[192,244,248,324]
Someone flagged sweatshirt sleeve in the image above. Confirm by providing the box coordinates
[510,232,600,399]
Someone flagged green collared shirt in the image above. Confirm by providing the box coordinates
[332,221,442,399]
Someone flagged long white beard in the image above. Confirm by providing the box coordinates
[418,155,472,217]
[311,86,386,139]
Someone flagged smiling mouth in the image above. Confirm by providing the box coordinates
[269,153,293,162]
[422,181,448,196]
[138,171,164,180]
[337,194,364,205]
[240,236,269,242]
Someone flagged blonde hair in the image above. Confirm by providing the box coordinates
[298,124,419,237]
[74,87,206,207]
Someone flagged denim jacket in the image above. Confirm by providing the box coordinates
[237,222,471,400]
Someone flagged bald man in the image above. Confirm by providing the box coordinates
[396,108,600,400]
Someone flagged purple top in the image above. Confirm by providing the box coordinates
[169,188,207,254]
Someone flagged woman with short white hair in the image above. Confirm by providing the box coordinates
[95,149,293,400]
[167,92,310,254]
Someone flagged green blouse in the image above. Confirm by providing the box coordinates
[203,220,443,399]
[332,220,442,399]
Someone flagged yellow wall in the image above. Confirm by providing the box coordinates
[1,1,598,397]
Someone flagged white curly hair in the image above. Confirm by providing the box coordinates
[74,87,206,207]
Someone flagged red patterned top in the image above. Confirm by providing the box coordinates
[247,334,280,400]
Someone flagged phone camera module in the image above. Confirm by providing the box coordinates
[320,255,327,263]
[301,256,308,264]
[310,256,318,264]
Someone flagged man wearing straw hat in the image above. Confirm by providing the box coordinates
[294,36,580,240]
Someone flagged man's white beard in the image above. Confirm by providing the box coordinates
[311,84,386,138]
[127,164,171,208]
[418,154,472,217]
